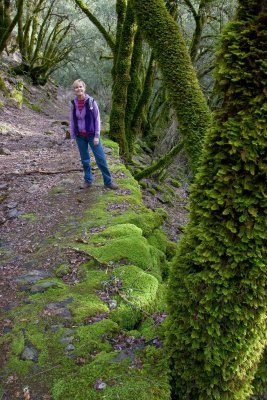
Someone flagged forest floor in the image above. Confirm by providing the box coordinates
[0,81,188,399]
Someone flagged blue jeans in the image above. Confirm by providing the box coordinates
[76,136,112,186]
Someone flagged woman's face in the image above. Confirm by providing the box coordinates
[74,82,86,98]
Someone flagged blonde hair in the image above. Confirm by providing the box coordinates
[72,79,86,89]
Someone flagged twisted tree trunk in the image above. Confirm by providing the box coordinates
[166,1,267,398]
[131,0,211,174]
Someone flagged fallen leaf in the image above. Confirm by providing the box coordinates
[23,386,30,400]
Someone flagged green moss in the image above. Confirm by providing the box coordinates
[166,3,267,399]
[75,319,119,355]
[75,223,162,276]
[11,79,24,109]
[148,187,156,195]
[48,186,65,195]
[169,178,181,188]
[0,122,13,133]
[109,2,136,157]
[0,74,9,96]
[20,213,37,222]
[23,96,42,112]
[131,0,211,174]
[147,229,165,251]
[55,263,71,278]
[110,265,159,329]
[52,346,170,400]
[0,128,171,398]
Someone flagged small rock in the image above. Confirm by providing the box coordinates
[28,184,40,193]
[0,147,11,155]
[42,302,72,319]
[21,342,38,362]
[0,212,6,224]
[60,335,74,345]
[7,202,18,209]
[30,281,58,293]
[65,344,75,351]
[15,270,52,284]
[94,379,107,390]
[3,326,12,334]
[0,183,8,190]
[8,208,19,218]
[50,324,63,332]
[108,300,117,310]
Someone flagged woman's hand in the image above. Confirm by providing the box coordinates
[70,139,75,146]
[94,137,99,146]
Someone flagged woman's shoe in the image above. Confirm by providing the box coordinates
[104,183,118,190]
[80,182,92,189]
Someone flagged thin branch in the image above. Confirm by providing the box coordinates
[73,0,115,52]
[1,168,82,177]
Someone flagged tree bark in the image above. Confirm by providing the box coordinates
[134,140,183,180]
[0,0,24,54]
[131,0,211,174]
[109,2,137,158]
[166,1,267,398]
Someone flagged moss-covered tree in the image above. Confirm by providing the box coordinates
[0,0,24,54]
[73,0,136,158]
[15,0,72,84]
[109,1,137,158]
[166,0,267,398]
[131,0,211,173]
[124,28,143,154]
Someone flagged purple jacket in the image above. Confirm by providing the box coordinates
[69,94,100,139]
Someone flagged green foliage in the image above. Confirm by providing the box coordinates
[166,2,267,399]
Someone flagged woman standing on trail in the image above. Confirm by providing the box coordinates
[70,79,118,190]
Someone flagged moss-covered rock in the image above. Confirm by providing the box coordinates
[110,265,159,329]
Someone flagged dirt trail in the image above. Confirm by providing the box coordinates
[0,89,113,313]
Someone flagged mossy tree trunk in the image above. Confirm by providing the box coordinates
[124,28,143,155]
[128,52,156,154]
[0,0,11,37]
[109,2,137,159]
[166,1,267,398]
[15,0,72,84]
[112,0,127,80]
[184,0,214,63]
[0,0,24,55]
[73,0,135,157]
[134,140,183,180]
[131,0,211,174]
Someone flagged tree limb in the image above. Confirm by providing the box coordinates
[72,0,115,52]
[134,141,184,181]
